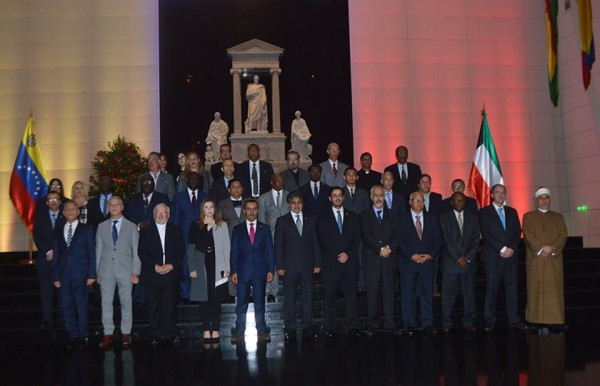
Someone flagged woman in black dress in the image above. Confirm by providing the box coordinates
[188,198,231,341]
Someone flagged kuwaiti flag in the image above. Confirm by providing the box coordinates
[9,116,49,233]
[468,109,504,209]
[578,0,595,90]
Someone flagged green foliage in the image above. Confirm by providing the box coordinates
[89,136,147,199]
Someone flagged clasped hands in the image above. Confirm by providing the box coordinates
[411,253,433,264]
[155,264,173,275]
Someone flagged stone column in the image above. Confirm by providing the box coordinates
[270,68,282,133]
[230,68,242,134]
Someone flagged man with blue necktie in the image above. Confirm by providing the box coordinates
[479,184,525,331]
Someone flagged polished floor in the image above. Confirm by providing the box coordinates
[2,325,599,386]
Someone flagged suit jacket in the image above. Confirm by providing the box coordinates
[439,210,480,274]
[383,190,407,217]
[425,191,443,216]
[479,204,521,263]
[237,160,274,198]
[281,168,310,192]
[136,171,176,202]
[299,182,331,217]
[398,211,442,271]
[171,189,207,245]
[96,217,141,279]
[217,197,246,239]
[258,189,290,237]
[343,186,370,214]
[209,176,234,203]
[317,208,361,271]
[123,191,170,226]
[86,194,112,229]
[33,208,63,270]
[230,221,276,282]
[356,169,382,192]
[138,222,185,286]
[210,161,239,181]
[360,207,400,266]
[52,220,96,282]
[176,171,213,195]
[383,162,422,200]
[319,160,348,187]
[441,196,478,214]
[274,212,321,273]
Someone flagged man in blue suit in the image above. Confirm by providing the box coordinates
[299,164,331,217]
[124,174,170,230]
[52,200,96,349]
[398,191,442,336]
[230,199,276,343]
[171,171,207,301]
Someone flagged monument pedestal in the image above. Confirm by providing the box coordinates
[230,132,287,172]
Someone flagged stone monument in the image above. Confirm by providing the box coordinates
[291,110,312,161]
[227,39,286,172]
[205,112,229,153]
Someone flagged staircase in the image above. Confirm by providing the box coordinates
[0,237,598,342]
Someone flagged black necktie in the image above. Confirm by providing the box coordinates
[401,166,407,183]
[252,163,259,196]
[232,200,242,208]
[192,191,197,211]
[50,213,57,230]
[377,210,383,225]
[112,221,118,246]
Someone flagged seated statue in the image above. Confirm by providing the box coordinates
[206,112,229,154]
[291,110,312,160]
[245,75,268,132]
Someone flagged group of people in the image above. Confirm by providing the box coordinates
[32,141,569,349]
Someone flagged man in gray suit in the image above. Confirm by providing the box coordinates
[319,142,348,187]
[136,151,176,202]
[96,196,141,350]
[281,150,309,192]
[258,173,290,302]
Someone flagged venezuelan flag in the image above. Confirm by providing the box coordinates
[578,0,595,90]
[546,0,559,106]
[9,116,49,233]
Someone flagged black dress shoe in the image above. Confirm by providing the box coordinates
[170,336,181,345]
[509,322,528,330]
[324,329,335,340]
[464,325,477,334]
[230,329,245,344]
[267,294,276,303]
[77,337,89,349]
[302,327,319,341]
[257,331,271,342]
[364,326,375,337]
[483,323,495,332]
[347,328,361,339]
[406,328,416,337]
[442,327,452,334]
[423,326,438,336]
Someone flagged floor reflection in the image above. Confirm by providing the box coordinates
[1,328,597,385]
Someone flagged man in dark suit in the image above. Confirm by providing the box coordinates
[135,151,176,202]
[281,150,310,192]
[52,200,96,348]
[342,167,370,214]
[382,171,407,217]
[33,191,64,328]
[317,187,362,338]
[87,175,114,229]
[360,185,401,335]
[138,203,185,345]
[274,191,321,341]
[171,171,207,301]
[418,174,443,216]
[299,164,331,217]
[398,191,442,335]
[230,199,276,343]
[383,145,422,200]
[441,179,478,214]
[319,142,348,187]
[237,143,274,198]
[480,184,525,331]
[209,158,235,203]
[210,143,239,181]
[439,192,480,333]
[356,152,382,192]
[124,174,170,230]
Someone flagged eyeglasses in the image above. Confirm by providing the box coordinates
[47,198,60,203]
[50,184,61,188]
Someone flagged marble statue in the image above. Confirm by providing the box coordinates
[291,110,312,160]
[245,75,268,132]
[206,112,229,153]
